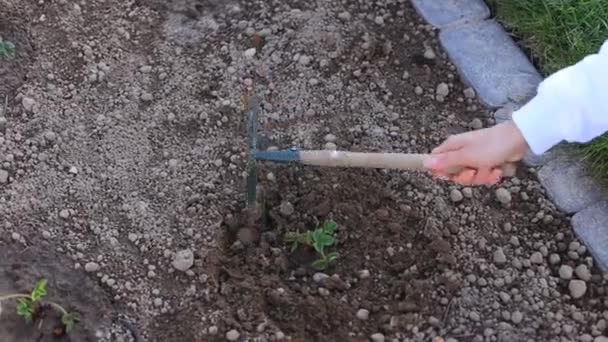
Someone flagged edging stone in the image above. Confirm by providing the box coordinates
[572,201,608,272]
[410,0,490,28]
[537,159,607,214]
[439,20,543,108]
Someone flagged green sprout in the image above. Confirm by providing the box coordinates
[0,37,16,58]
[0,278,79,333]
[285,220,340,270]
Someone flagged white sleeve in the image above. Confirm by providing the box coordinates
[512,40,608,155]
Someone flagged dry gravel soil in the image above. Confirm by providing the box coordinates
[2,0,608,342]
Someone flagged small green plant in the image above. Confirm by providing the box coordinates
[0,278,79,334]
[0,36,16,58]
[285,220,340,270]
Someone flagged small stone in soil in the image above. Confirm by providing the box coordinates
[493,248,507,264]
[530,252,543,264]
[559,265,573,280]
[424,49,436,60]
[495,188,512,204]
[450,189,463,203]
[464,87,476,99]
[358,269,371,279]
[59,209,70,219]
[569,279,587,299]
[357,309,370,320]
[85,262,100,273]
[371,333,385,342]
[279,201,294,216]
[575,264,592,281]
[244,48,256,58]
[511,311,523,324]
[140,92,153,101]
[226,329,240,341]
[172,249,194,272]
[208,326,218,335]
[436,83,449,97]
[0,170,8,184]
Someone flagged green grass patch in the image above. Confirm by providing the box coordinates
[487,0,608,178]
[0,36,16,58]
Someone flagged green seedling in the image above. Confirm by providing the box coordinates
[285,220,340,270]
[0,278,79,333]
[0,37,16,58]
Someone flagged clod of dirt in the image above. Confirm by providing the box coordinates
[450,189,463,203]
[559,265,574,280]
[436,83,449,97]
[493,248,507,264]
[226,329,240,341]
[575,264,592,281]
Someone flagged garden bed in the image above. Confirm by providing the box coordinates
[2,0,608,341]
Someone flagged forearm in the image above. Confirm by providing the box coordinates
[512,40,608,155]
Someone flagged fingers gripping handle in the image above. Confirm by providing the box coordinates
[299,151,517,176]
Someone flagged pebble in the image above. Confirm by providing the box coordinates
[226,329,240,341]
[450,189,463,203]
[549,254,561,265]
[493,248,507,264]
[140,92,153,101]
[463,87,476,99]
[279,201,294,216]
[85,262,100,273]
[356,309,370,320]
[559,265,573,280]
[511,311,523,324]
[469,311,481,321]
[244,48,256,58]
[424,49,436,60]
[436,83,449,97]
[299,55,311,66]
[575,264,592,281]
[42,231,51,239]
[569,279,587,299]
[11,232,20,241]
[44,131,57,142]
[337,11,351,21]
[313,273,329,283]
[140,65,152,73]
[371,333,385,342]
[470,118,483,130]
[208,326,218,335]
[59,209,70,219]
[374,16,384,25]
[22,97,35,112]
[358,269,371,279]
[495,188,512,204]
[414,86,423,95]
[172,249,194,272]
[0,170,8,184]
[153,298,163,307]
[594,337,608,342]
[530,252,544,264]
[462,187,473,198]
[324,134,336,142]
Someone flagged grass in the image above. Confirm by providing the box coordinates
[0,37,16,58]
[487,0,608,178]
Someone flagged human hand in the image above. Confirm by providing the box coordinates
[424,121,529,185]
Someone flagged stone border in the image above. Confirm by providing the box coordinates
[410,0,608,271]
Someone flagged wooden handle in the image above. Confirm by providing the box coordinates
[299,150,516,177]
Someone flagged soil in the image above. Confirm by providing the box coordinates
[1,0,608,341]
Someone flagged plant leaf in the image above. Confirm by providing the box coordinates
[322,221,338,234]
[315,233,334,247]
[16,298,33,322]
[62,312,78,333]
[31,278,48,301]
[311,259,328,270]
[326,252,339,262]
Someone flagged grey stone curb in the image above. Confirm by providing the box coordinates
[411,0,608,271]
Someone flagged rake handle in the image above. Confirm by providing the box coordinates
[299,150,517,177]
